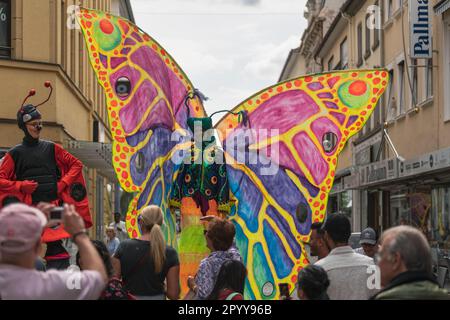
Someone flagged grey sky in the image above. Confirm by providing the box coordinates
[130,0,307,121]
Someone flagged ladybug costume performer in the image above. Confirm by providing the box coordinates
[0,81,92,269]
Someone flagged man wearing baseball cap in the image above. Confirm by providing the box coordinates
[0,203,106,300]
[355,227,379,259]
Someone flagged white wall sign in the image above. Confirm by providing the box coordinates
[409,0,432,59]
[359,158,398,187]
[399,147,450,178]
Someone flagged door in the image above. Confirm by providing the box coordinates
[96,175,104,241]
[368,191,382,236]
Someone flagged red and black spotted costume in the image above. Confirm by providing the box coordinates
[0,82,92,266]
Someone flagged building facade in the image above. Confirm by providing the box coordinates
[282,0,450,265]
[0,0,134,239]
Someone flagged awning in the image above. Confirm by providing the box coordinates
[65,140,117,182]
[435,0,450,14]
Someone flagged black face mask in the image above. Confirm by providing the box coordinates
[17,105,42,145]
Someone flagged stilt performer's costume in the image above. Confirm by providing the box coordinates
[0,82,92,243]
[76,8,388,299]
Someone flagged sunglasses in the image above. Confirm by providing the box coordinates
[26,121,43,129]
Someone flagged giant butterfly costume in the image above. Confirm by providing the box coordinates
[76,8,388,300]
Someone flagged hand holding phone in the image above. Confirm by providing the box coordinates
[49,207,64,222]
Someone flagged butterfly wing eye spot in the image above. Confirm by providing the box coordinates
[135,152,145,173]
[322,132,338,153]
[296,203,309,224]
[115,76,131,98]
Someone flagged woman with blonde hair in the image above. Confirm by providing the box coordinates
[112,205,180,300]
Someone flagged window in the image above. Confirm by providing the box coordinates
[373,99,381,127]
[373,1,380,50]
[61,1,67,69]
[425,58,433,99]
[70,19,76,79]
[357,23,363,67]
[0,0,11,58]
[365,14,371,59]
[79,35,85,93]
[387,69,395,119]
[320,0,326,11]
[327,190,352,223]
[398,61,405,115]
[327,55,334,72]
[431,187,450,249]
[340,37,348,70]
[387,0,393,20]
[445,17,450,120]
[411,58,418,108]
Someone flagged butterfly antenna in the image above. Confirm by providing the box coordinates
[20,89,37,112]
[193,89,209,102]
[183,89,208,118]
[34,81,53,108]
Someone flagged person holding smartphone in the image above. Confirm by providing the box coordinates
[0,203,107,299]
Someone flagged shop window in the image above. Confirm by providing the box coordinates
[0,0,11,58]
[431,188,450,250]
[327,190,352,223]
[327,194,338,214]
[96,176,104,241]
[390,188,432,239]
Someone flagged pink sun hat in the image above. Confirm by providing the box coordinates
[0,203,47,254]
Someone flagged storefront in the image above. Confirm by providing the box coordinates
[355,147,450,237]
[350,145,450,288]
[357,158,397,235]
[65,140,118,240]
[328,168,358,229]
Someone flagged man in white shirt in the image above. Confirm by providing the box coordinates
[315,214,378,300]
[109,212,128,242]
[0,203,107,300]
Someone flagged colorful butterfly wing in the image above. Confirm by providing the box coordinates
[216,70,389,299]
[76,8,206,244]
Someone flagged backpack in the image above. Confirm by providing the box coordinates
[100,277,137,300]
[225,292,243,300]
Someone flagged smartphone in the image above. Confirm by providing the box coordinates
[49,207,64,221]
[279,283,290,299]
